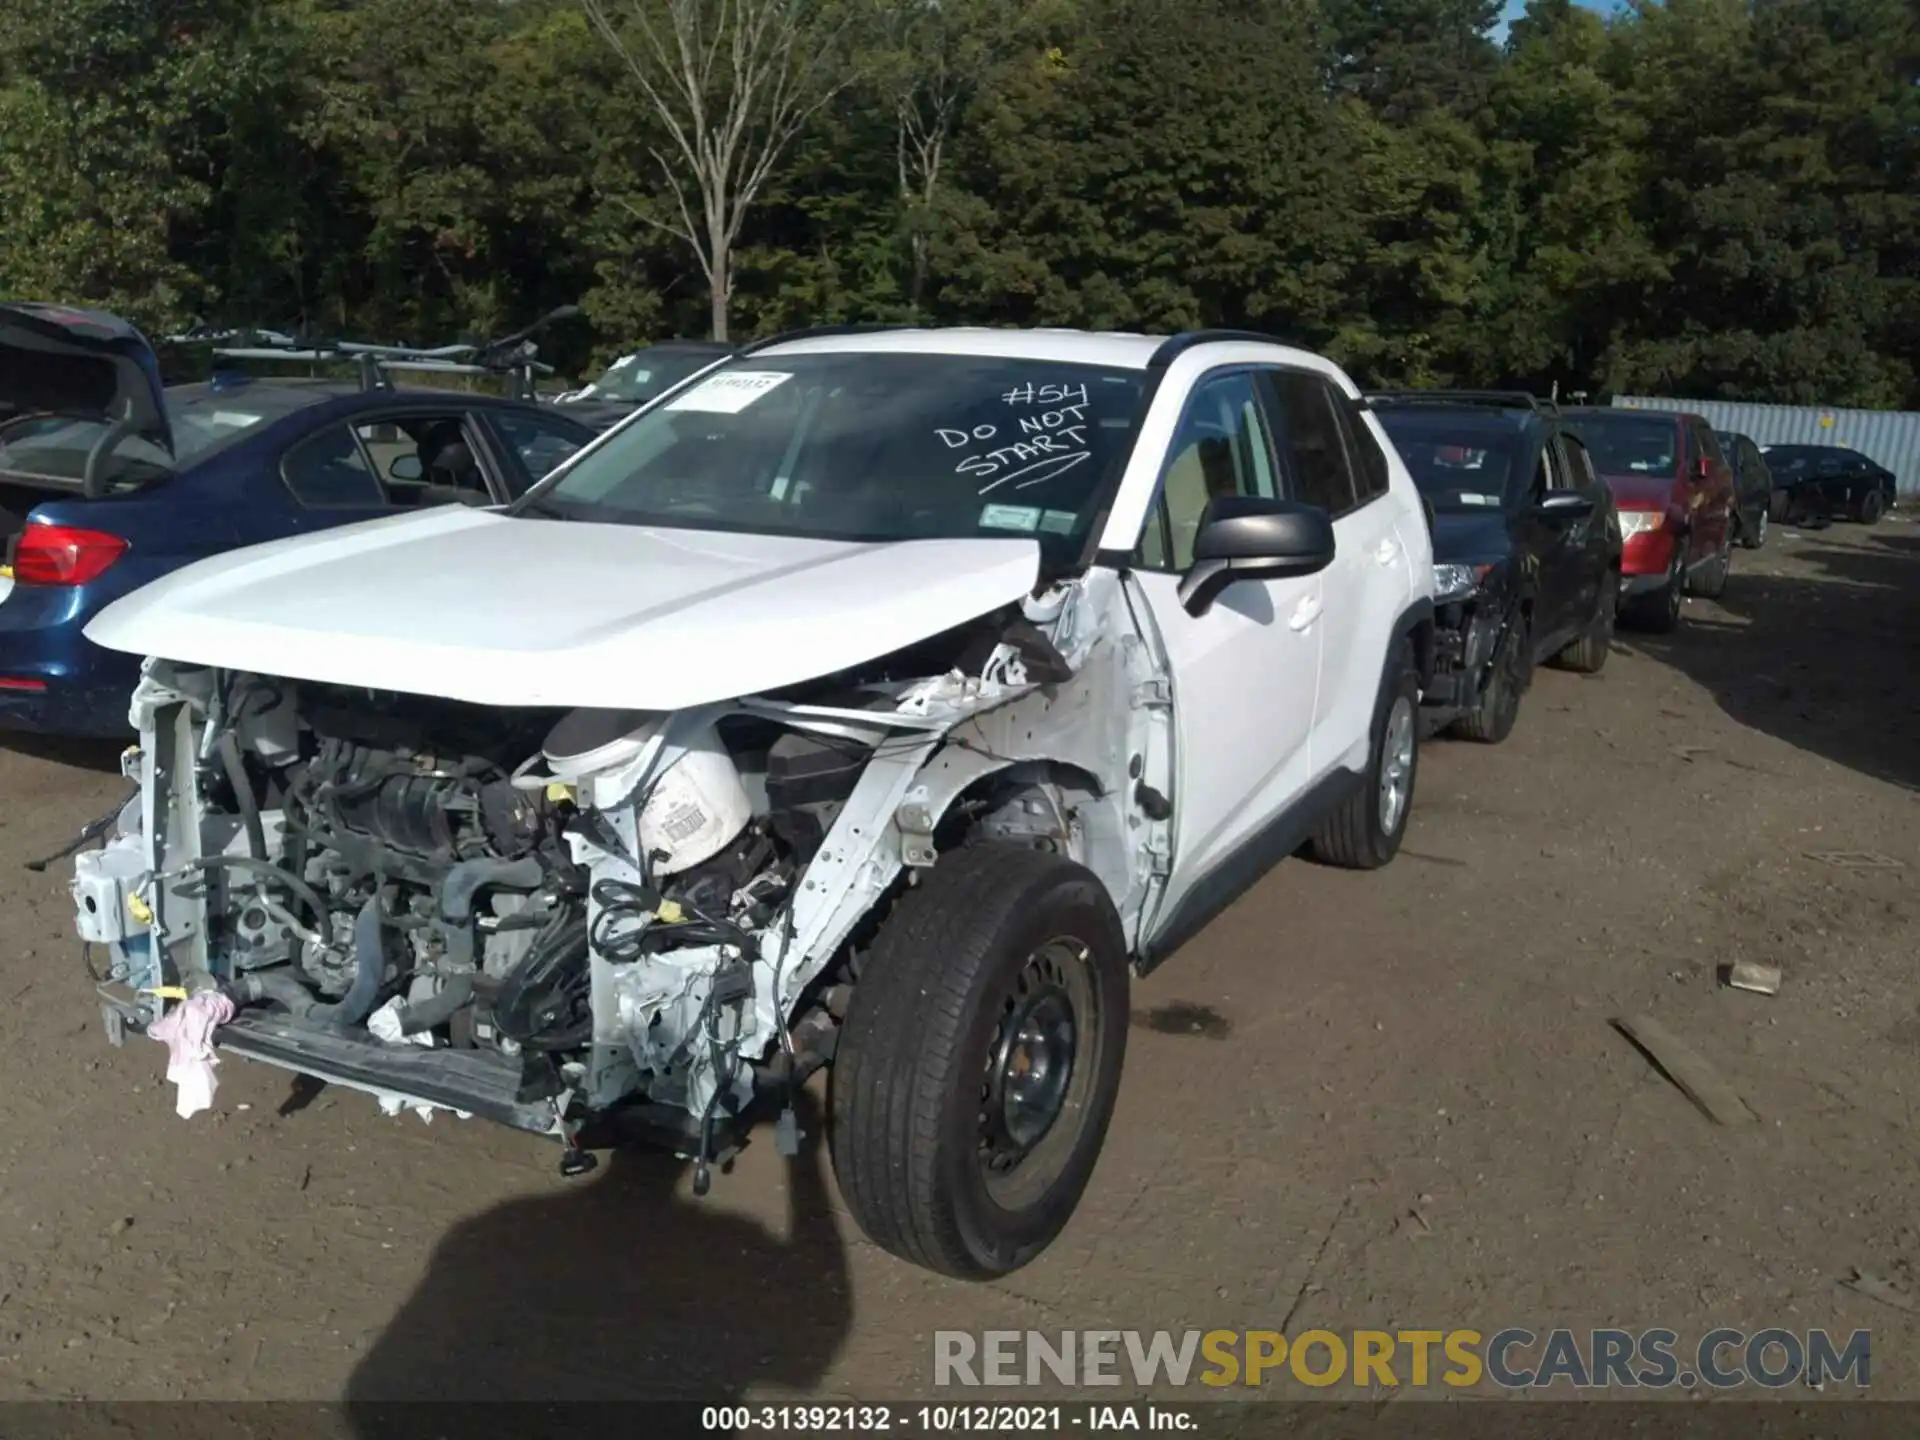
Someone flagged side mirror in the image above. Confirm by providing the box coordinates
[389,454,424,483]
[1529,492,1595,519]
[1177,495,1336,616]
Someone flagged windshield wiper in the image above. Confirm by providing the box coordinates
[512,493,572,519]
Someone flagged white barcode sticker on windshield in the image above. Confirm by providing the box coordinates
[666,370,792,414]
[209,411,263,427]
[980,504,1042,532]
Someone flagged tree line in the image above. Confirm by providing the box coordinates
[0,0,1914,406]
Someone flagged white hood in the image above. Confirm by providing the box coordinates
[84,507,1041,711]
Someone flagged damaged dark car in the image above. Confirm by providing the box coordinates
[1370,391,1622,743]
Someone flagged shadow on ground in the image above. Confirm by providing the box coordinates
[344,1091,851,1411]
[0,730,126,775]
[1634,528,1920,792]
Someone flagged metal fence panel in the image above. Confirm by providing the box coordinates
[1612,395,1920,497]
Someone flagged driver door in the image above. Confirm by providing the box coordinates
[1128,368,1324,915]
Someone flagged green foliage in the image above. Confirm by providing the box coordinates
[0,0,1912,405]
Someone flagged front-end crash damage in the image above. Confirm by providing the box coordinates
[72,571,1173,1177]
[1419,564,1519,724]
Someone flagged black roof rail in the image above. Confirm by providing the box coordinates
[738,323,920,355]
[1147,329,1304,369]
[1366,388,1559,418]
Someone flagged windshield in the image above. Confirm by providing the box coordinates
[1563,413,1678,476]
[577,348,729,405]
[0,382,301,491]
[525,352,1147,564]
[1375,413,1522,510]
[1761,446,1826,477]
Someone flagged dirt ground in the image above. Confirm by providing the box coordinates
[0,518,1916,1407]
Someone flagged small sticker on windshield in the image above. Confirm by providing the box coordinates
[666,370,791,414]
[980,504,1042,532]
[1457,492,1501,506]
[1037,510,1078,535]
[209,411,263,427]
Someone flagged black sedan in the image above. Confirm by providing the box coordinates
[1371,390,1623,745]
[1763,444,1898,525]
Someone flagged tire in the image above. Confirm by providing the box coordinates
[1689,527,1731,600]
[829,843,1129,1280]
[1740,507,1768,550]
[1624,547,1684,634]
[1309,641,1419,869]
[1552,571,1616,674]
[1448,612,1529,744]
[1857,489,1887,525]
[1768,488,1792,524]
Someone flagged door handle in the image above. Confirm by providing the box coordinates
[1289,596,1322,632]
[1373,539,1400,565]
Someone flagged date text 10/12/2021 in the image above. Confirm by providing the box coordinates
[702,1405,1194,1432]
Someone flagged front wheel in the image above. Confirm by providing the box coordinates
[830,844,1129,1280]
[1740,507,1768,550]
[1625,547,1685,634]
[1448,614,1529,744]
[1310,641,1420,869]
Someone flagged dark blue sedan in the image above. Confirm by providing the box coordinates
[0,303,598,737]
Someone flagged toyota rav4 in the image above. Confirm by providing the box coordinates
[70,326,1436,1279]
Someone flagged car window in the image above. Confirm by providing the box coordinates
[1265,370,1360,517]
[530,352,1147,571]
[281,426,384,508]
[1564,413,1678,476]
[1374,410,1520,511]
[1691,421,1725,467]
[364,415,491,507]
[1141,371,1280,572]
[1561,433,1599,489]
[492,410,588,484]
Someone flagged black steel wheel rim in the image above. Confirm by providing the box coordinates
[978,937,1097,1205]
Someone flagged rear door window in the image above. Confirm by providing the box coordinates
[281,426,384,508]
[1263,371,1360,517]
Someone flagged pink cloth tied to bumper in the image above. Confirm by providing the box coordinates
[147,990,237,1119]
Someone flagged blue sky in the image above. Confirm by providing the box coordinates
[1494,0,1633,41]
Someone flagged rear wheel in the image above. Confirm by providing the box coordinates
[1740,507,1768,550]
[1857,489,1887,525]
[830,843,1128,1280]
[1448,614,1529,744]
[1552,572,1616,674]
[1768,488,1792,524]
[1310,641,1420,869]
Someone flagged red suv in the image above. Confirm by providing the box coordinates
[1560,407,1736,633]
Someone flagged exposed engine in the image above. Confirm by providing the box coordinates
[74,591,1149,1181]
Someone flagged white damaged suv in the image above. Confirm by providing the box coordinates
[72,326,1436,1279]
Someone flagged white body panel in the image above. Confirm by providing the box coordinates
[83,505,1040,711]
[1129,568,1322,917]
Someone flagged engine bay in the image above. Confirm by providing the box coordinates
[74,580,1169,1181]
